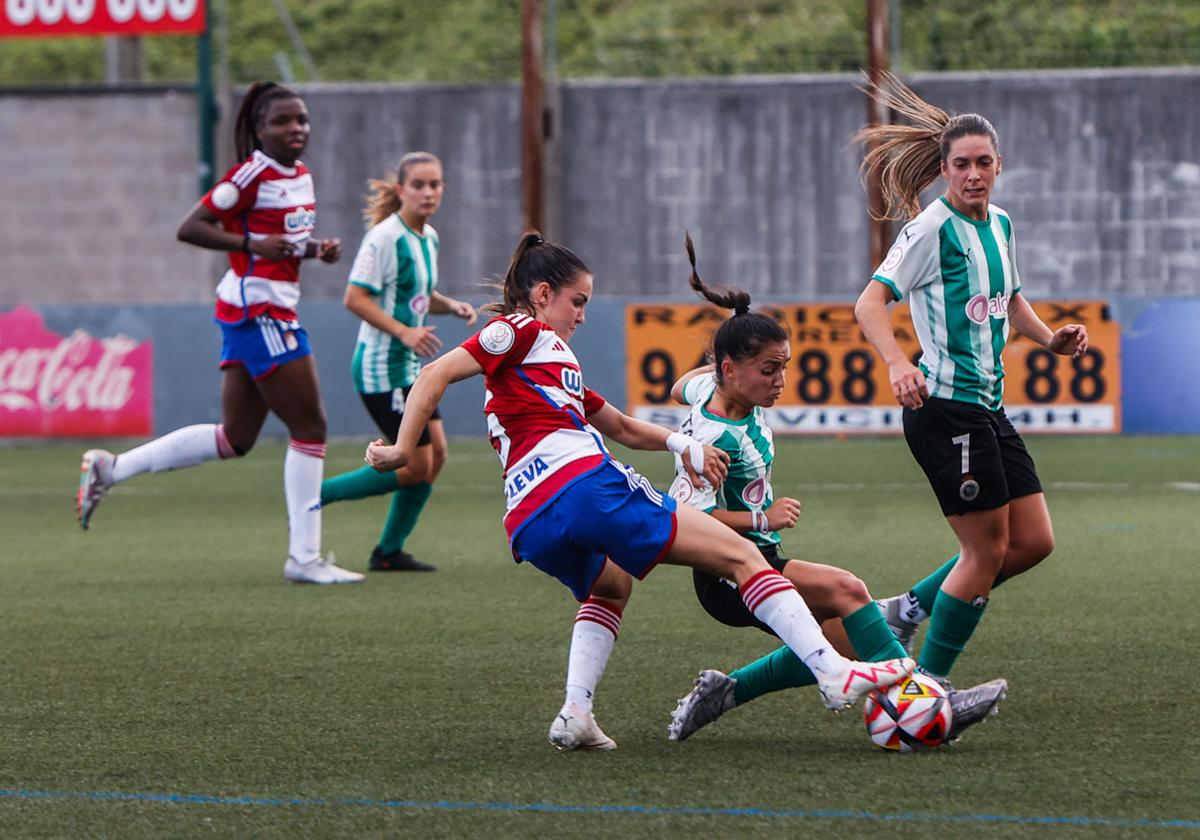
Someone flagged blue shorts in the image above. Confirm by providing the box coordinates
[219,315,312,380]
[511,460,678,601]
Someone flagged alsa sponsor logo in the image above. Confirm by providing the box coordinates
[965,292,1010,324]
[0,306,152,437]
[560,368,583,398]
[283,206,316,233]
[505,456,550,500]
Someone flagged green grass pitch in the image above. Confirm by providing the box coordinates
[1,435,1197,838]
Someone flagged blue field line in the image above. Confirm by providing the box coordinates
[0,788,1197,829]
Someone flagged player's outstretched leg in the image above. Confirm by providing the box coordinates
[77,449,115,530]
[548,586,625,752]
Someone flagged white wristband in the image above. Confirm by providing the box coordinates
[666,432,705,473]
[751,510,768,533]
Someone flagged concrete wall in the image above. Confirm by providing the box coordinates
[3,69,1199,310]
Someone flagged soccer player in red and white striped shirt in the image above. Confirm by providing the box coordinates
[76,82,361,584]
[365,232,914,749]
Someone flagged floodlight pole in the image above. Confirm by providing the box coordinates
[865,0,892,269]
[521,0,545,233]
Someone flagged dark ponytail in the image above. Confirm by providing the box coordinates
[234,81,302,161]
[482,230,590,316]
[685,232,787,382]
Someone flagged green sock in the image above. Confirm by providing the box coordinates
[842,602,908,661]
[911,554,960,613]
[320,465,398,506]
[912,553,1008,614]
[917,590,986,678]
[729,646,816,706]
[378,482,433,553]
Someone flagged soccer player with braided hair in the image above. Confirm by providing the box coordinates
[76,82,362,584]
[665,234,914,742]
[365,231,912,751]
[853,72,1088,736]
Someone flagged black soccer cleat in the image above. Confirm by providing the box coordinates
[368,546,437,572]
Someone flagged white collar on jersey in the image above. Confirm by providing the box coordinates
[254,149,300,177]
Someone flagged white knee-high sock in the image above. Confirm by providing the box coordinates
[564,598,622,712]
[741,569,847,679]
[285,439,325,563]
[111,423,237,483]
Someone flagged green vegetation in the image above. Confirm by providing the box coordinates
[0,435,1197,838]
[1,0,1199,86]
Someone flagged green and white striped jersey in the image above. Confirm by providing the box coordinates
[347,214,439,393]
[667,372,780,548]
[871,197,1021,410]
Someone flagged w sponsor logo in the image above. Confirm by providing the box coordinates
[560,368,583,398]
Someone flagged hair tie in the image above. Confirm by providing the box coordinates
[734,304,750,316]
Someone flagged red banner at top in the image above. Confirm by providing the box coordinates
[1,0,205,38]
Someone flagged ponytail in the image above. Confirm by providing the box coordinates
[362,151,442,228]
[685,233,787,382]
[854,71,999,220]
[233,81,302,161]
[481,231,590,316]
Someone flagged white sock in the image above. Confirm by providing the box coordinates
[285,439,326,564]
[897,591,928,625]
[112,423,235,483]
[564,598,622,713]
[741,569,846,679]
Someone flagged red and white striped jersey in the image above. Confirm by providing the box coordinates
[460,313,610,539]
[201,150,317,323]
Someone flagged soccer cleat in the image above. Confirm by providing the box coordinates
[668,669,738,742]
[368,546,437,572]
[817,656,914,711]
[918,670,1008,742]
[548,704,617,752]
[77,449,115,530]
[877,595,921,654]
[284,553,365,584]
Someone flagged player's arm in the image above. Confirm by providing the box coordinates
[587,402,728,487]
[176,202,297,260]
[429,291,478,326]
[344,283,442,357]
[670,364,715,405]
[365,347,482,471]
[1008,293,1089,359]
[854,280,927,409]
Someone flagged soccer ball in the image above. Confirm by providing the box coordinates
[863,672,952,752]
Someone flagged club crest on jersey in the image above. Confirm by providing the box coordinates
[284,207,316,233]
[965,292,1010,325]
[211,182,240,211]
[742,477,767,508]
[479,321,516,354]
[505,457,549,500]
[560,368,583,398]
[410,294,430,316]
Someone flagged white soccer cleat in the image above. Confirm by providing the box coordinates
[283,553,365,584]
[877,595,921,654]
[77,449,115,530]
[668,669,737,742]
[817,656,915,711]
[548,704,617,752]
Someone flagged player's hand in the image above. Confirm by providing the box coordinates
[1048,323,1089,359]
[696,444,729,487]
[365,439,407,471]
[250,234,296,260]
[888,358,929,409]
[449,299,478,326]
[317,238,342,263]
[400,325,442,357]
[765,497,802,531]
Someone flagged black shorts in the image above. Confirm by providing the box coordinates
[903,397,1042,517]
[693,543,789,636]
[360,387,442,448]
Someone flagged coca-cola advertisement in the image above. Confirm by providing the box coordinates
[0,306,153,437]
